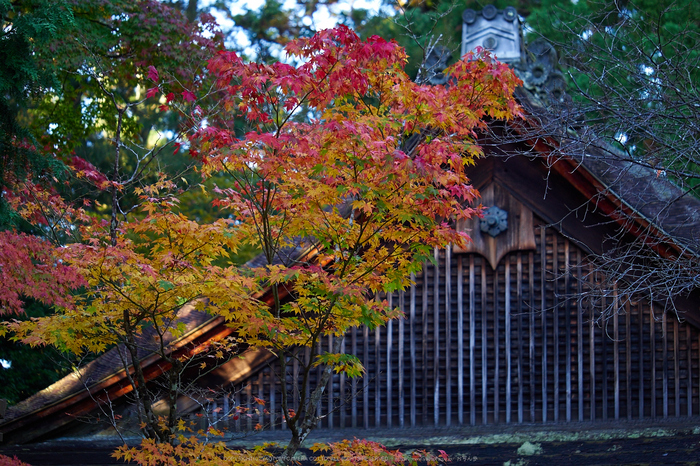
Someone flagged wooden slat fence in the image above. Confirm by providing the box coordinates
[205,220,700,431]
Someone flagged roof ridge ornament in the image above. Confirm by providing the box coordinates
[516,38,571,106]
[460,5,570,106]
[461,6,523,64]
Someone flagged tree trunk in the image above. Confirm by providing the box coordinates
[186,0,197,22]
[277,336,345,465]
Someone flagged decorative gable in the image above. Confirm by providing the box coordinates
[454,183,536,269]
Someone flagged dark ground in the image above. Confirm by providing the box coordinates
[2,418,700,465]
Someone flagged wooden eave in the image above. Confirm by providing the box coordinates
[506,91,696,261]
[529,132,683,259]
[488,114,700,327]
[0,313,233,444]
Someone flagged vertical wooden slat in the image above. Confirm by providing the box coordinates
[529,252,536,423]
[375,324,381,427]
[651,303,657,418]
[469,256,476,426]
[505,259,512,424]
[517,254,524,424]
[302,348,310,428]
[386,295,393,428]
[351,327,358,428]
[445,246,452,426]
[698,332,700,416]
[602,294,608,420]
[433,249,440,427]
[494,259,500,424]
[246,383,253,431]
[293,351,300,418]
[639,301,645,419]
[481,261,488,425]
[269,374,275,431]
[457,255,464,425]
[674,318,680,417]
[340,336,346,428]
[662,310,668,419]
[398,290,405,427]
[267,371,273,428]
[224,393,231,431]
[576,251,584,422]
[363,325,369,428]
[316,342,323,426]
[541,228,547,423]
[614,288,620,420]
[626,300,632,421]
[213,400,220,427]
[329,334,334,428]
[564,240,571,422]
[687,326,693,417]
[553,234,559,423]
[234,388,241,431]
[257,372,264,428]
[409,274,417,427]
[422,263,429,426]
[589,277,596,421]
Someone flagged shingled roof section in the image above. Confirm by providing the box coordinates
[1,304,216,429]
[578,147,700,253]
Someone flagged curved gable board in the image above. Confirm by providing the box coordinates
[455,183,536,269]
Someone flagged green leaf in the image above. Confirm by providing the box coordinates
[158,280,174,291]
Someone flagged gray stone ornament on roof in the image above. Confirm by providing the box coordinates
[461,5,523,64]
[460,6,570,107]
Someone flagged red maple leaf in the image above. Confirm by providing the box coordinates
[147,65,159,82]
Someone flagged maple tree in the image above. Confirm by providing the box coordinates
[146,25,518,462]
[192,25,521,462]
[311,438,449,466]
[3,20,520,466]
[0,454,31,466]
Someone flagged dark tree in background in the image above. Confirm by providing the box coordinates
[0,0,226,404]
[0,0,73,228]
[527,0,700,192]
[533,0,700,316]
